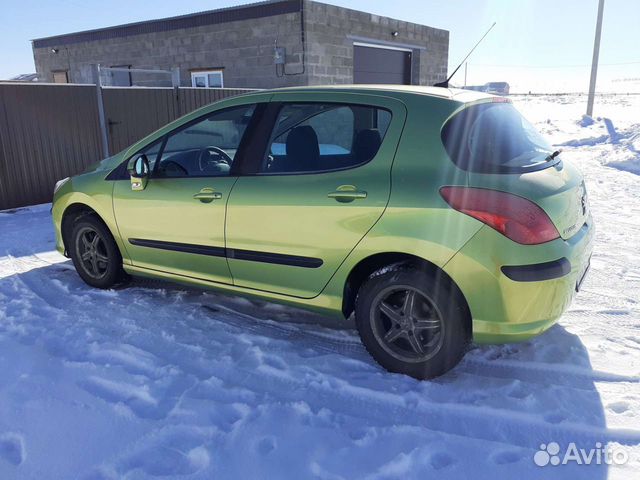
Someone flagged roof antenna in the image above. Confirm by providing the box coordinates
[434,22,496,88]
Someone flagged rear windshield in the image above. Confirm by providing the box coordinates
[441,102,555,174]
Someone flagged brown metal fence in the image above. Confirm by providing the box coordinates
[0,83,102,210]
[177,87,250,115]
[102,87,252,153]
[0,82,255,210]
[103,88,179,154]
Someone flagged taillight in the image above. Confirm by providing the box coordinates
[440,186,559,245]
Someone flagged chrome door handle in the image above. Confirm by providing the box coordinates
[328,185,367,203]
[193,189,222,202]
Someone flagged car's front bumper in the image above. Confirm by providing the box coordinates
[443,215,595,343]
[51,199,67,256]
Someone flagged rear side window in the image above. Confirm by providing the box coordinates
[262,103,392,174]
[442,102,554,174]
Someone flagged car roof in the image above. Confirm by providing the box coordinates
[246,84,496,104]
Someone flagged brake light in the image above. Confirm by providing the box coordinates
[440,186,559,245]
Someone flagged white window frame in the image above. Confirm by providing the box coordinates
[191,70,224,88]
[352,41,413,53]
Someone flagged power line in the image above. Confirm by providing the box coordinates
[467,60,640,69]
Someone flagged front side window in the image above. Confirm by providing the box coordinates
[138,140,163,171]
[154,104,255,178]
[191,70,224,88]
[263,103,392,174]
[442,102,554,174]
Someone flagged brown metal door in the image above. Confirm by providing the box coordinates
[102,87,254,155]
[353,45,411,85]
[101,88,179,154]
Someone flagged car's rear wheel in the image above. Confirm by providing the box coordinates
[355,267,469,380]
[69,215,126,288]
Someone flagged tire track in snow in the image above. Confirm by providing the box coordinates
[5,260,637,453]
[208,355,640,451]
[10,265,633,461]
[460,357,639,386]
[203,304,640,386]
[191,306,640,449]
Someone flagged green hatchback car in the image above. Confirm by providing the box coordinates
[52,86,594,379]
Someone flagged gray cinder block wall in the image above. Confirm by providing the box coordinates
[303,1,448,86]
[32,0,448,88]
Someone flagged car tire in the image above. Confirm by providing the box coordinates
[69,215,127,289]
[355,266,469,380]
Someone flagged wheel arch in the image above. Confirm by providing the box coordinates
[342,252,472,336]
[61,203,116,256]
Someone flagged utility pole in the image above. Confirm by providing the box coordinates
[586,0,605,117]
[464,62,468,87]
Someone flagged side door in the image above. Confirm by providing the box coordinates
[225,93,407,298]
[112,103,259,284]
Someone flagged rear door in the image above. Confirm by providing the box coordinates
[225,92,407,298]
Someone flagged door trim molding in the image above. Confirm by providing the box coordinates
[128,238,323,268]
[129,238,226,257]
[227,248,323,268]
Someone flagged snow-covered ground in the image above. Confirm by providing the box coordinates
[1,94,639,480]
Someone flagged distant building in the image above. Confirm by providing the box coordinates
[484,82,509,95]
[463,81,510,95]
[31,0,449,89]
[9,73,39,82]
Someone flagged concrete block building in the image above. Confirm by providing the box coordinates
[32,0,449,89]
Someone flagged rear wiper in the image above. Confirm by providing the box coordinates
[546,149,562,162]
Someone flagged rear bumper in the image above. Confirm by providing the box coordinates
[501,258,571,282]
[443,215,595,344]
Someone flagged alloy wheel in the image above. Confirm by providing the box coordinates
[370,285,445,363]
[75,226,110,280]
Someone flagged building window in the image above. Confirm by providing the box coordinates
[191,70,224,88]
[109,65,133,86]
[52,71,69,84]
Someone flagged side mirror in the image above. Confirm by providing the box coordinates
[128,154,150,191]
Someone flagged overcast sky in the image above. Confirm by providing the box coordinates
[1,0,638,92]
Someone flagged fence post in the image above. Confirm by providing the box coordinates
[172,68,181,119]
[174,87,182,119]
[171,68,181,88]
[92,64,110,158]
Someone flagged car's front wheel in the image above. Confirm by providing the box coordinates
[69,215,126,289]
[355,267,469,380]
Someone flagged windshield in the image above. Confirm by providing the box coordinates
[441,102,554,173]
